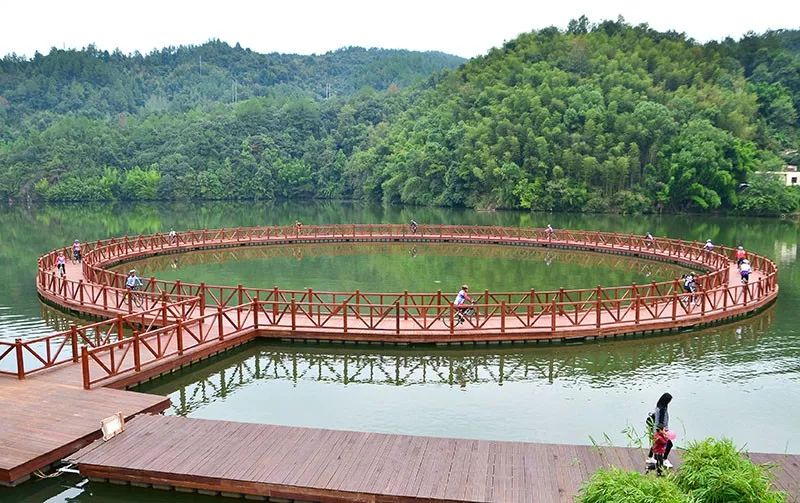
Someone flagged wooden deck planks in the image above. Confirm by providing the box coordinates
[71,415,800,502]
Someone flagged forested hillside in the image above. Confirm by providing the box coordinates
[350,20,800,214]
[1,21,799,215]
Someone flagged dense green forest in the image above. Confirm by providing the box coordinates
[1,20,799,215]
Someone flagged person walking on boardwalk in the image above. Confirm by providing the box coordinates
[295,221,303,236]
[736,246,747,269]
[410,220,418,234]
[72,239,82,263]
[646,393,673,468]
[56,252,66,277]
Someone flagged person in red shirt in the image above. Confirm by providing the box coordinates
[651,426,670,476]
[735,246,747,269]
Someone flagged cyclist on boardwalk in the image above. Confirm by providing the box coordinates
[453,284,474,325]
[72,240,82,263]
[168,229,177,245]
[736,246,747,269]
[125,269,143,291]
[703,239,714,252]
[645,232,655,249]
[410,220,418,234]
[740,259,752,284]
[545,224,555,239]
[56,252,66,277]
[682,272,698,306]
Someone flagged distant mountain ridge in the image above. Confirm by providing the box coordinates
[0,41,465,118]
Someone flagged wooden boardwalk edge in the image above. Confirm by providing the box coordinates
[68,415,800,502]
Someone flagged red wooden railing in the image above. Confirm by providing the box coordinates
[27,225,778,388]
[0,298,200,378]
[58,224,773,310]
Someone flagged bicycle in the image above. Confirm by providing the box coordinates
[454,305,475,326]
[71,250,81,265]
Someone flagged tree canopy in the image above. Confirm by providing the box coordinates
[1,23,799,215]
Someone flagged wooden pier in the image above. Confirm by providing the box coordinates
[70,414,800,502]
[0,225,786,495]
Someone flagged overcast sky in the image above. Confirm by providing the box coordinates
[2,0,798,59]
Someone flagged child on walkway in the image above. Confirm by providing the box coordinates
[652,426,670,476]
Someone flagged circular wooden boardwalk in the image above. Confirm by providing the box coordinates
[1,224,776,388]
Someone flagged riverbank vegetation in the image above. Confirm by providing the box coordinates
[1,20,799,215]
[578,438,786,503]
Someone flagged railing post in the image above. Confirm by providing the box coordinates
[116,314,124,342]
[355,289,361,320]
[218,306,224,341]
[701,289,706,316]
[551,300,557,334]
[395,302,400,335]
[672,291,678,320]
[82,346,90,389]
[78,279,84,305]
[595,299,601,329]
[253,299,259,329]
[71,324,79,363]
[723,282,729,311]
[291,299,297,331]
[273,286,279,320]
[343,301,348,333]
[161,298,168,326]
[102,285,108,310]
[238,284,244,306]
[449,305,455,335]
[176,320,184,355]
[133,331,141,372]
[403,290,409,320]
[635,295,640,324]
[15,338,24,379]
[199,282,206,316]
[501,301,506,333]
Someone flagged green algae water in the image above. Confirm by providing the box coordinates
[1,201,799,502]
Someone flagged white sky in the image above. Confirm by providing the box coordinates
[2,0,798,59]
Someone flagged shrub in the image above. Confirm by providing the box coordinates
[577,467,687,503]
[673,438,786,503]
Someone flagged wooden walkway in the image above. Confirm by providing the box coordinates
[0,375,167,485]
[0,225,785,494]
[71,414,800,502]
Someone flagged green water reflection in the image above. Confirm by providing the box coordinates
[1,201,799,502]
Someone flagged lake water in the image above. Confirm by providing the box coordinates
[1,201,799,502]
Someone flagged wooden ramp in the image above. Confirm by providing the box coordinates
[71,414,800,502]
[0,377,168,485]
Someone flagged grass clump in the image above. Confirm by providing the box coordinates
[577,467,687,503]
[673,438,786,503]
[577,439,787,503]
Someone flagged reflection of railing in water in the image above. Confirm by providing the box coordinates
[117,243,686,281]
[163,309,774,416]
